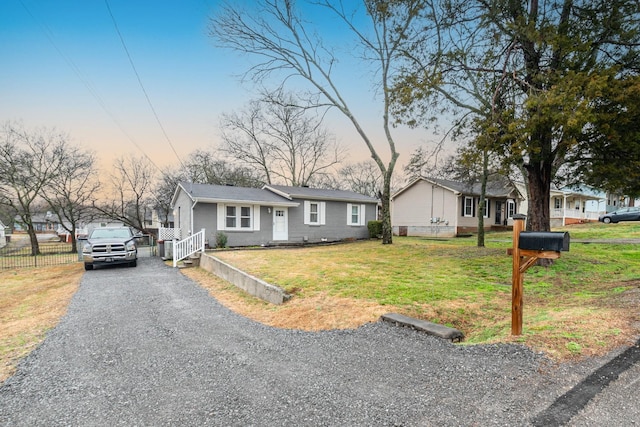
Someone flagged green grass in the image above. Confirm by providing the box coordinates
[212,222,640,359]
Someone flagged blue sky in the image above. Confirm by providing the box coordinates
[1,0,431,174]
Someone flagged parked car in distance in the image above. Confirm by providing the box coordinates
[82,227,139,271]
[598,206,640,224]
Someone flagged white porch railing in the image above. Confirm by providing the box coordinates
[173,228,205,268]
[552,208,602,221]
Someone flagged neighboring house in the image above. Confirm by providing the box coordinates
[515,183,605,227]
[0,219,6,248]
[171,182,378,247]
[14,211,61,233]
[391,177,521,238]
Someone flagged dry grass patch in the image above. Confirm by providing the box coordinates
[180,267,394,330]
[0,264,84,382]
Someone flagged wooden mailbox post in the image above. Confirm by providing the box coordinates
[508,214,570,335]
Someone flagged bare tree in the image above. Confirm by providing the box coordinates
[96,155,156,233]
[210,0,426,244]
[42,147,100,251]
[181,148,264,188]
[0,122,67,255]
[339,160,383,198]
[220,90,344,187]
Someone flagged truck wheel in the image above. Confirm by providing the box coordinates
[84,263,94,271]
[130,260,137,267]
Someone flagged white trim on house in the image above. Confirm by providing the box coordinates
[347,203,366,226]
[304,201,326,225]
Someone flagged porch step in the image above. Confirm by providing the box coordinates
[177,252,202,269]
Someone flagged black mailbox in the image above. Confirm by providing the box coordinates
[518,231,570,252]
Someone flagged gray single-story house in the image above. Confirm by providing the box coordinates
[171,182,378,247]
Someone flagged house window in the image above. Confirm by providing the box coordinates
[507,200,515,218]
[554,198,561,209]
[479,198,490,218]
[304,201,325,225]
[225,205,252,230]
[310,203,319,223]
[226,206,236,228]
[463,197,474,217]
[241,206,251,228]
[347,203,366,226]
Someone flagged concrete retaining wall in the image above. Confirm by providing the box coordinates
[199,252,289,305]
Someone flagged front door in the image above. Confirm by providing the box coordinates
[495,201,502,225]
[273,208,288,241]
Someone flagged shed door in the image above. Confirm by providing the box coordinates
[273,208,288,241]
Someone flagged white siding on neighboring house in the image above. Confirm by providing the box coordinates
[392,179,458,237]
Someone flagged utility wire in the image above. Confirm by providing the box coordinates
[17,0,163,174]
[104,0,186,170]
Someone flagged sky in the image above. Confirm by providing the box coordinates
[1,0,435,177]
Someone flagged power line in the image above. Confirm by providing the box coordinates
[17,0,164,174]
[103,0,186,170]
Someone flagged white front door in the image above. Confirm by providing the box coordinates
[273,208,288,241]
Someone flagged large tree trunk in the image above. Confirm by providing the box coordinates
[524,162,552,232]
[380,172,393,245]
[27,225,40,256]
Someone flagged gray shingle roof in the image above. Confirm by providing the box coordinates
[394,177,518,198]
[178,182,299,206]
[422,177,518,198]
[265,185,378,203]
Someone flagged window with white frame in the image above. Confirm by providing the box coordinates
[304,201,326,225]
[463,197,474,217]
[507,200,515,218]
[221,204,254,230]
[347,203,366,226]
[480,198,490,218]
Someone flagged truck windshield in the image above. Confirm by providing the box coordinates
[90,229,131,239]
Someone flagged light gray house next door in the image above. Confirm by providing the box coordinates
[273,208,288,241]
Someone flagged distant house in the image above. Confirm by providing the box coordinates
[14,211,61,233]
[171,182,378,247]
[515,183,605,227]
[0,219,7,248]
[391,177,522,238]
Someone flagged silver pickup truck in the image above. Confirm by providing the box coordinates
[82,227,138,271]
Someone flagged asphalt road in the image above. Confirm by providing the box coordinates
[0,257,638,426]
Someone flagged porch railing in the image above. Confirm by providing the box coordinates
[552,208,602,221]
[173,229,205,268]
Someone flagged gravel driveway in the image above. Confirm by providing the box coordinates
[1,257,638,426]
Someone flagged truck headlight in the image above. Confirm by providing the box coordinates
[82,243,92,253]
[126,241,136,251]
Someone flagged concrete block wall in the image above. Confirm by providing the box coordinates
[199,252,289,305]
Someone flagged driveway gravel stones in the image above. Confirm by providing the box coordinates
[0,257,637,426]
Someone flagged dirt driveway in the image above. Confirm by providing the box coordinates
[1,257,638,426]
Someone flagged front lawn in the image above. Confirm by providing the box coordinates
[202,222,640,360]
